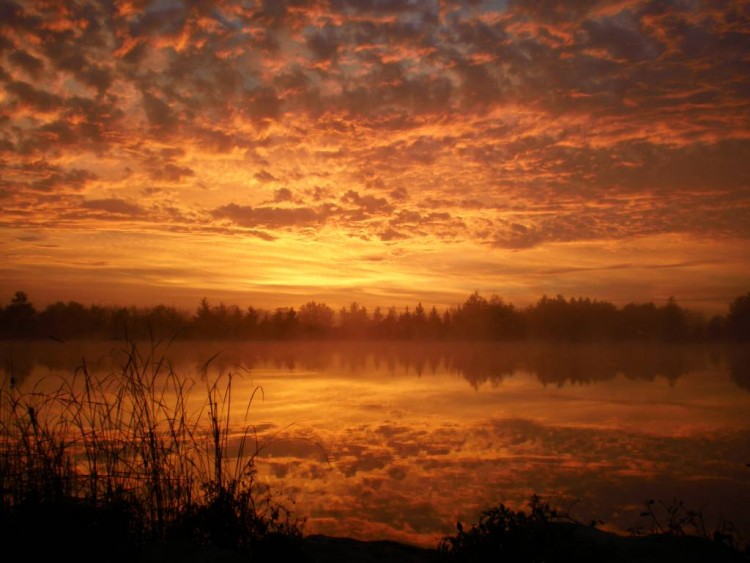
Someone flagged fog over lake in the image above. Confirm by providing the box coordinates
[3,341,749,547]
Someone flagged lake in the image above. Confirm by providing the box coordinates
[2,340,749,547]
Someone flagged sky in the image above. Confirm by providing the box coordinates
[1,0,749,314]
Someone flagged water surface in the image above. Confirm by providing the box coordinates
[3,341,749,547]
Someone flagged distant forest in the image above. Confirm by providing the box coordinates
[1,290,749,342]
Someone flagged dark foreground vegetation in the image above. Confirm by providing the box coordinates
[2,290,750,342]
[2,342,749,562]
[0,341,305,562]
[437,496,748,563]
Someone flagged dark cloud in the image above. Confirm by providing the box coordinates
[256,439,328,460]
[390,187,408,201]
[212,203,326,229]
[191,126,246,153]
[128,4,187,39]
[274,188,293,202]
[5,81,63,112]
[142,92,179,132]
[34,22,112,94]
[306,25,340,62]
[582,14,663,63]
[390,210,423,226]
[456,63,506,110]
[330,0,420,14]
[0,1,41,32]
[10,95,124,153]
[149,163,195,183]
[251,0,289,30]
[380,227,406,242]
[30,168,97,193]
[8,49,44,78]
[244,87,282,122]
[81,198,145,216]
[508,0,609,24]
[76,64,113,94]
[341,190,392,214]
[557,139,750,193]
[255,170,278,183]
[338,450,393,477]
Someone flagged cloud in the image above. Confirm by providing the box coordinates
[29,168,98,193]
[212,203,327,229]
[341,190,392,214]
[5,81,64,112]
[274,188,293,202]
[255,170,278,183]
[8,49,45,78]
[338,449,394,477]
[142,92,179,132]
[149,163,195,183]
[244,86,282,121]
[80,198,145,216]
[390,187,408,201]
[508,0,607,24]
[306,25,340,62]
[582,13,663,63]
[379,228,406,242]
[1,0,749,309]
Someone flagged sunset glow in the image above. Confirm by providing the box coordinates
[1,1,749,311]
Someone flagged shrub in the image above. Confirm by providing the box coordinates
[438,495,576,562]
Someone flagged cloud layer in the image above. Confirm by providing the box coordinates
[1,0,749,308]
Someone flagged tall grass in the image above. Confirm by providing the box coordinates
[0,339,303,557]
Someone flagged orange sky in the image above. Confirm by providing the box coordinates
[1,0,749,313]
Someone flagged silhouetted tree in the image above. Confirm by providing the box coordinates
[487,296,526,339]
[244,306,262,338]
[658,297,689,342]
[728,347,750,390]
[339,302,369,338]
[1,291,37,336]
[617,302,659,340]
[427,306,444,339]
[298,301,335,337]
[38,300,90,339]
[726,292,750,341]
[193,298,215,338]
[706,315,726,340]
[398,307,414,339]
[2,289,741,343]
[145,305,188,340]
[451,292,490,339]
[372,306,398,339]
[527,295,570,340]
[413,303,427,331]
[264,307,299,339]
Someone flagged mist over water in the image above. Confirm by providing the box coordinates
[3,340,749,547]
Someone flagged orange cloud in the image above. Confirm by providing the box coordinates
[1,0,748,311]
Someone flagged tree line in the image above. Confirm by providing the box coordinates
[1,290,749,342]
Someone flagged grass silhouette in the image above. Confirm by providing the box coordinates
[0,339,304,561]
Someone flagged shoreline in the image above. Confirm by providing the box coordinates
[135,526,746,563]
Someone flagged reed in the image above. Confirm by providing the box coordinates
[0,339,303,557]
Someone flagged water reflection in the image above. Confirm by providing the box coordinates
[1,340,749,547]
[1,340,745,391]
[729,347,750,391]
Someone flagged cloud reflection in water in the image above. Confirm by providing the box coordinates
[4,341,749,547]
